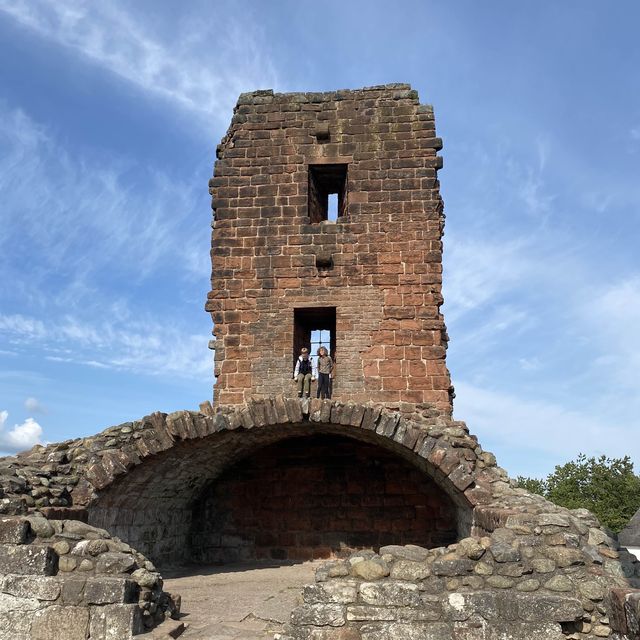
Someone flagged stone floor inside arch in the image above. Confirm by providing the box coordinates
[1,396,640,639]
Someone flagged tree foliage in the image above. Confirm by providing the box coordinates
[516,454,640,533]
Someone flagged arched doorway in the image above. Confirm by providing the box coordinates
[189,433,458,564]
[86,416,474,569]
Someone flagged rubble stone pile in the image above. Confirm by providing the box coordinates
[0,514,179,639]
[279,508,640,639]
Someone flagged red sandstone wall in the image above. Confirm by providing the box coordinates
[206,84,452,415]
[189,435,457,563]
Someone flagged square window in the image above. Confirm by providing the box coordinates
[308,164,348,223]
[293,307,336,369]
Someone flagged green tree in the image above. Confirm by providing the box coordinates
[516,454,640,533]
[515,475,546,496]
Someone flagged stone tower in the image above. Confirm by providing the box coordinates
[206,84,453,416]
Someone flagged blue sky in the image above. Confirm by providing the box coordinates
[0,1,638,479]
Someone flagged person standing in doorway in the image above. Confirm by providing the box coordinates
[315,346,334,399]
[293,347,314,398]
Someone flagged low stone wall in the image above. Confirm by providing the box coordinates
[0,514,179,639]
[278,509,640,639]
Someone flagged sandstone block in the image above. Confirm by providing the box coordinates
[390,560,431,581]
[485,622,564,639]
[578,580,606,601]
[350,559,389,581]
[359,582,421,607]
[0,544,57,575]
[360,622,450,639]
[0,518,29,544]
[544,575,574,592]
[531,558,556,573]
[25,516,55,539]
[60,578,87,605]
[31,605,89,640]
[380,544,429,562]
[89,603,143,639]
[304,582,358,604]
[432,555,473,577]
[0,574,60,600]
[291,603,346,627]
[95,551,136,574]
[516,579,540,592]
[517,594,583,622]
[543,547,584,568]
[84,577,138,604]
[486,575,514,589]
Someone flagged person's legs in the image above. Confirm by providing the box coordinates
[303,373,312,397]
[318,373,328,398]
[316,373,322,398]
[297,373,304,397]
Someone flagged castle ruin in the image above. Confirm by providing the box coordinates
[0,85,639,639]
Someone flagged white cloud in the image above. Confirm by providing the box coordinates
[444,236,528,316]
[578,276,640,395]
[0,314,46,340]
[24,397,46,414]
[518,357,542,371]
[0,0,279,123]
[1,312,211,380]
[453,381,638,478]
[0,410,43,453]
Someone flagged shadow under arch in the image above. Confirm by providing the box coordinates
[85,405,477,568]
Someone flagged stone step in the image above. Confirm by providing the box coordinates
[149,619,188,639]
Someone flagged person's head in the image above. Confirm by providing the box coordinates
[317,346,328,357]
[300,347,309,359]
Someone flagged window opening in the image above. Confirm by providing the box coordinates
[308,164,347,223]
[293,307,336,369]
[327,194,338,222]
[311,329,332,355]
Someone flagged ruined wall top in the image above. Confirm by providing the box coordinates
[206,84,452,416]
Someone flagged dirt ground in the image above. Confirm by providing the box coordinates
[162,560,322,640]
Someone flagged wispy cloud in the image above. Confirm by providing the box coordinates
[0,409,43,454]
[444,235,532,320]
[0,314,46,340]
[0,312,211,380]
[24,397,47,414]
[577,276,640,396]
[0,0,279,123]
[454,381,639,478]
[0,104,206,291]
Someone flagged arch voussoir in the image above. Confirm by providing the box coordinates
[0,395,503,552]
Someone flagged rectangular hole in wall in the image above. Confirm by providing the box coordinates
[293,307,336,370]
[308,164,347,223]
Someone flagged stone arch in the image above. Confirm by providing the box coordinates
[71,397,494,567]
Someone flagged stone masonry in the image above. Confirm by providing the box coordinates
[1,84,640,638]
[206,84,452,414]
[2,396,640,637]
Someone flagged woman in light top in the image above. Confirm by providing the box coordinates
[315,346,334,399]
